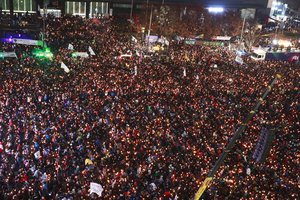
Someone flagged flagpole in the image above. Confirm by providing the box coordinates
[145,0,149,31]
[194,74,282,200]
[130,0,134,20]
[147,4,153,52]
[42,0,46,48]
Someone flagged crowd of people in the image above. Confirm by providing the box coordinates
[0,14,299,200]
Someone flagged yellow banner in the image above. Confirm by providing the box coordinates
[194,177,213,200]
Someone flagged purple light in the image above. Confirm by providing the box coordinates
[1,38,14,43]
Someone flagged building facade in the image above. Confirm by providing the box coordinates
[65,1,109,17]
[1,0,36,13]
[1,0,272,19]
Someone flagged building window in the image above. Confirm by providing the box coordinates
[74,2,79,14]
[80,2,85,14]
[0,0,5,10]
[90,2,108,15]
[25,0,31,10]
[66,1,86,16]
[3,0,34,12]
[67,1,73,14]
[19,0,25,11]
[66,1,109,17]
[13,0,18,10]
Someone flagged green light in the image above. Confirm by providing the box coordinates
[33,48,53,59]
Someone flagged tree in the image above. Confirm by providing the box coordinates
[243,20,261,51]
[135,4,242,39]
[221,11,243,36]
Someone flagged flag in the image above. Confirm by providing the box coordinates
[138,51,143,64]
[246,167,251,175]
[85,158,93,165]
[136,51,140,57]
[90,182,103,197]
[235,56,243,65]
[61,62,70,73]
[134,66,137,76]
[34,151,41,159]
[132,36,138,43]
[165,39,169,46]
[0,142,3,153]
[174,194,179,200]
[68,44,74,50]
[160,36,169,46]
[89,46,96,56]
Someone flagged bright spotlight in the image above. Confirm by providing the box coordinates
[273,39,278,45]
[278,39,292,47]
[208,7,224,13]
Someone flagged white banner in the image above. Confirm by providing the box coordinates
[212,36,231,41]
[235,56,244,65]
[72,52,89,58]
[146,35,158,43]
[90,182,103,197]
[0,52,17,58]
[13,38,42,46]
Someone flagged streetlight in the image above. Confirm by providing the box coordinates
[147,4,153,52]
[240,16,246,45]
